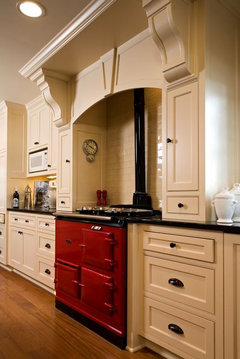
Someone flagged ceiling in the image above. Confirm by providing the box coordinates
[1,0,240,106]
[0,0,93,104]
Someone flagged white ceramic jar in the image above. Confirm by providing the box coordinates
[230,183,240,222]
[212,188,236,223]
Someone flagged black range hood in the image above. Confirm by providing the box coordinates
[132,88,152,209]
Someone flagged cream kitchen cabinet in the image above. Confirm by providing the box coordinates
[0,101,27,266]
[8,211,55,289]
[162,81,201,220]
[224,233,240,359]
[133,225,224,359]
[27,95,51,152]
[26,95,57,175]
[57,125,72,211]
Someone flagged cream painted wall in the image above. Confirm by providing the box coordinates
[204,0,240,218]
[73,88,162,209]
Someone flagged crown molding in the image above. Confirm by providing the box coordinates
[19,0,116,79]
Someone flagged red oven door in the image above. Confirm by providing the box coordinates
[81,267,114,315]
[80,228,116,271]
[56,220,83,263]
[55,260,80,299]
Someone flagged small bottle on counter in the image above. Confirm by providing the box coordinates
[13,188,19,209]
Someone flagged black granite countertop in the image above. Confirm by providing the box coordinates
[53,211,240,234]
[7,208,56,215]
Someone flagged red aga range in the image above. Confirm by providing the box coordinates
[55,213,128,348]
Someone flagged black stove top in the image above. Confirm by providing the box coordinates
[76,206,154,217]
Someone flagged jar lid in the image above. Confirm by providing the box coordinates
[215,188,235,199]
[230,183,240,194]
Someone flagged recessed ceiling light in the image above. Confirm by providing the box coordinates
[16,0,46,18]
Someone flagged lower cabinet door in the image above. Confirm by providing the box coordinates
[55,260,80,298]
[81,267,113,315]
[141,297,214,359]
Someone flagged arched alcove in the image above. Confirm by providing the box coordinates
[72,87,162,210]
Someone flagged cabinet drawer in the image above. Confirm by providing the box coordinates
[143,230,214,262]
[167,196,199,215]
[37,217,55,233]
[36,232,55,259]
[144,256,214,313]
[142,297,214,359]
[36,256,54,288]
[57,197,70,209]
[9,213,36,228]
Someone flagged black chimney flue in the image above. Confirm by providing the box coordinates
[133,88,152,209]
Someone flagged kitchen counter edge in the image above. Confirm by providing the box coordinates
[7,208,56,215]
[53,211,240,234]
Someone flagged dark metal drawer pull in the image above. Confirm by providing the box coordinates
[169,242,176,248]
[178,203,184,208]
[18,231,23,235]
[167,138,172,143]
[0,250,2,254]
[61,201,65,204]
[168,278,184,287]
[45,223,49,226]
[34,141,39,145]
[66,239,72,244]
[0,231,2,235]
[14,218,18,221]
[65,159,70,163]
[25,220,29,223]
[45,269,51,275]
[45,243,51,249]
[168,323,184,335]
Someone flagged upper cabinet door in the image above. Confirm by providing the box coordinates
[167,81,199,191]
[0,112,7,152]
[28,102,51,152]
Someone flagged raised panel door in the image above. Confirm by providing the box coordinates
[0,112,7,152]
[48,115,58,171]
[224,234,240,359]
[167,81,198,191]
[22,229,36,277]
[9,227,23,270]
[28,112,40,150]
[39,106,50,148]
[58,128,71,195]
[0,152,7,212]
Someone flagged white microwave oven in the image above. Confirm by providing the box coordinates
[29,149,48,173]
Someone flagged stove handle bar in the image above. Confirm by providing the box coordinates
[104,302,116,314]
[104,258,116,267]
[55,258,80,269]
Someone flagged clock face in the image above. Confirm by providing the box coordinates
[82,139,98,160]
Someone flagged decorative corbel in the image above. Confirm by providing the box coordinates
[30,68,71,127]
[142,0,194,83]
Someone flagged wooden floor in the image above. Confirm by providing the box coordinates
[0,267,163,359]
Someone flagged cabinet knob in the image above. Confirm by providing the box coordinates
[34,141,39,145]
[169,242,176,248]
[25,220,29,223]
[61,201,65,204]
[0,231,2,235]
[168,278,184,287]
[178,203,184,208]
[45,243,51,249]
[45,223,49,226]
[66,159,70,163]
[168,323,184,335]
[45,269,51,275]
[0,250,2,254]
[47,164,51,168]
[167,138,172,143]
[18,231,23,235]
[14,218,18,221]
[66,239,72,244]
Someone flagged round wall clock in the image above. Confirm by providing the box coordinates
[82,139,98,162]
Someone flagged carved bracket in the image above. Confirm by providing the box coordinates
[30,68,71,127]
[143,0,194,83]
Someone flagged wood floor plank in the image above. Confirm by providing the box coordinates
[0,268,163,359]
